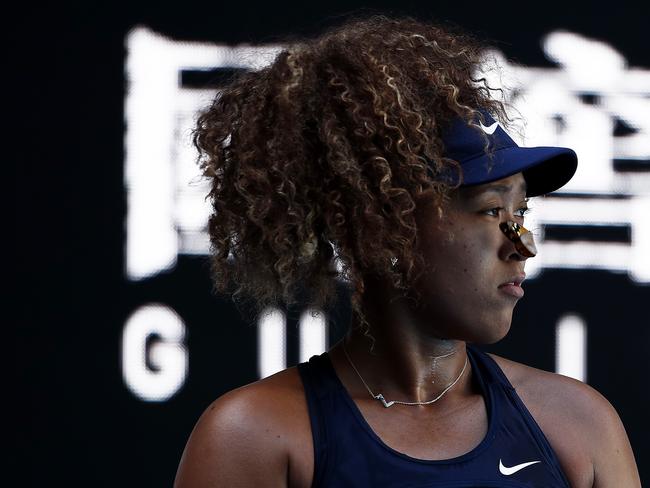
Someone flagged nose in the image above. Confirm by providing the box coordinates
[499,220,537,259]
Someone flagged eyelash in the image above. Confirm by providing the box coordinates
[483,205,531,218]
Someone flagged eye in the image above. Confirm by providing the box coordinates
[483,207,503,217]
[514,204,532,218]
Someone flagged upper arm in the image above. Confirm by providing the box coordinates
[173,388,290,488]
[587,390,641,488]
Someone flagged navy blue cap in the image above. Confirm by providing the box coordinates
[439,111,578,197]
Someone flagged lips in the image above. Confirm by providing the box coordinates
[499,274,526,287]
[498,274,526,298]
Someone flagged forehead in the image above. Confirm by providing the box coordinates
[457,173,527,200]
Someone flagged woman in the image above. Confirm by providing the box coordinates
[174,15,640,487]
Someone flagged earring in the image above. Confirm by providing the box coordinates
[390,256,398,267]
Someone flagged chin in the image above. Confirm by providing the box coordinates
[470,316,513,345]
[439,320,511,345]
[481,326,511,344]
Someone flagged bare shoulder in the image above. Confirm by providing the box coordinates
[174,367,313,488]
[488,353,640,488]
[487,353,604,419]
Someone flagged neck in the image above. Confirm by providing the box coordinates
[338,279,472,405]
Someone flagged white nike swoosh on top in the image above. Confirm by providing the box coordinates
[479,121,499,135]
[499,459,541,476]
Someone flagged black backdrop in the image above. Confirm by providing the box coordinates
[15,1,649,486]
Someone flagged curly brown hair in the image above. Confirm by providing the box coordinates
[194,14,508,330]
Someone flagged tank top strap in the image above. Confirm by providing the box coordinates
[297,353,338,484]
[466,344,517,392]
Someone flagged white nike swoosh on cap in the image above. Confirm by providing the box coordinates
[499,459,541,475]
[479,121,499,134]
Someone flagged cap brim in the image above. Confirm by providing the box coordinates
[460,146,578,197]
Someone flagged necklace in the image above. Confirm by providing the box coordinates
[341,341,469,408]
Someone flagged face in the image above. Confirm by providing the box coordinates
[411,172,532,344]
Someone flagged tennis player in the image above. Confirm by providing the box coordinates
[174,15,640,487]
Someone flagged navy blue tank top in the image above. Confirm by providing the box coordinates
[297,345,571,487]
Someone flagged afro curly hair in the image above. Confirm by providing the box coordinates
[193,13,509,330]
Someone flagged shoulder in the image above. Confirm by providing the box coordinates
[487,353,640,487]
[174,366,313,488]
[197,365,309,441]
[487,352,604,421]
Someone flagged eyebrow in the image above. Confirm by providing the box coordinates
[464,181,527,198]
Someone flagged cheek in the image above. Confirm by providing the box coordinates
[418,228,469,287]
[440,225,491,272]
[413,222,515,342]
[419,225,496,300]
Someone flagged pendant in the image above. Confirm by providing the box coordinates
[374,393,395,408]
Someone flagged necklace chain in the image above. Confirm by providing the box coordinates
[341,341,469,408]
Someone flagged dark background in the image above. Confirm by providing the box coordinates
[15,1,648,486]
